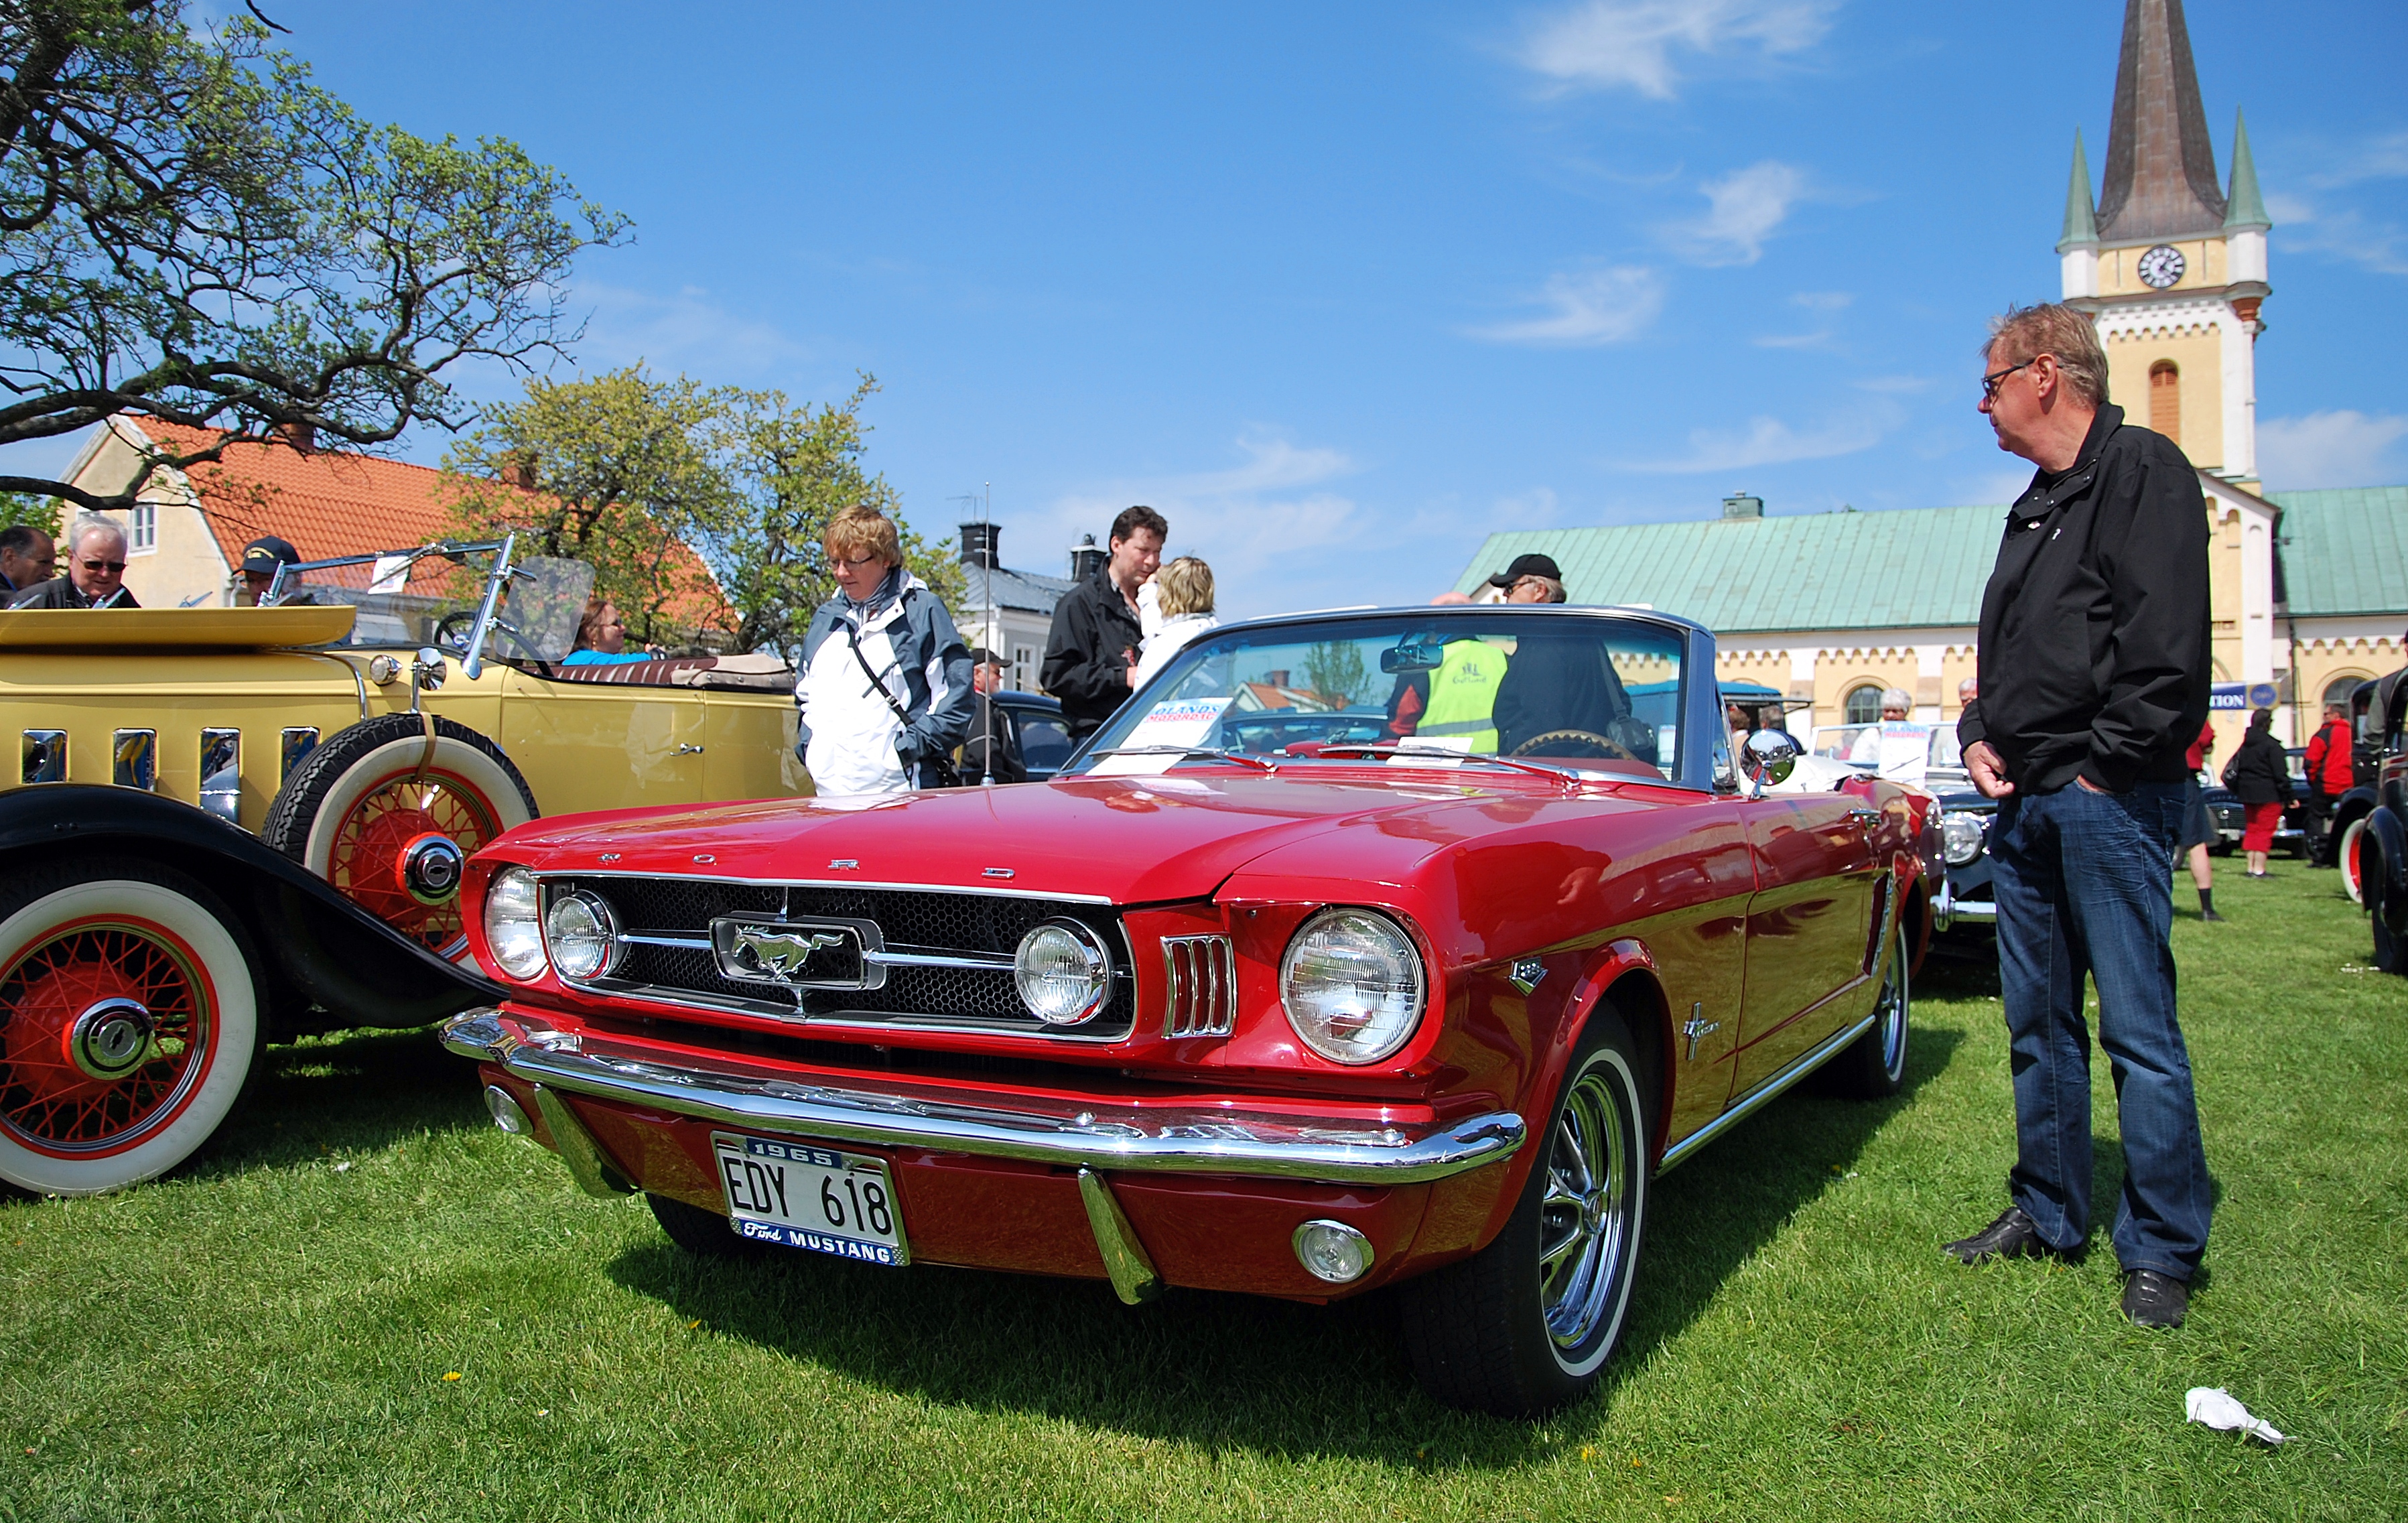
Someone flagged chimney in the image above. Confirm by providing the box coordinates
[506,458,539,491]
[960,521,1000,569]
[1068,533,1107,581]
[1721,492,1764,521]
[277,421,316,454]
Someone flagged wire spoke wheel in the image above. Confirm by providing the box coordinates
[0,919,210,1154]
[324,768,503,956]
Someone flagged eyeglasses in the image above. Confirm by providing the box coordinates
[80,558,127,574]
[827,553,882,572]
[1980,359,2033,403]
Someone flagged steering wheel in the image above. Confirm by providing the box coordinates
[1510,728,1640,762]
[433,610,547,663]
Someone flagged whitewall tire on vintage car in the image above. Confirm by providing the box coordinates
[263,714,538,960]
[1826,909,1912,1100]
[2338,817,2368,907]
[0,860,262,1195]
[1399,1012,1650,1417]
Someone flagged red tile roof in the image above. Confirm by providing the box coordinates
[125,418,732,629]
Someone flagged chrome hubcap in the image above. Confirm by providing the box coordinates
[399,833,467,907]
[1538,1065,1630,1350]
[1875,925,1908,1075]
[68,997,155,1080]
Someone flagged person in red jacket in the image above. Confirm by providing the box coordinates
[2176,718,2221,921]
[2303,702,2356,866]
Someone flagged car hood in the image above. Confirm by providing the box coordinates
[484,769,1591,905]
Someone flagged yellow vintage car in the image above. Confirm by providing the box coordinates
[0,539,803,1195]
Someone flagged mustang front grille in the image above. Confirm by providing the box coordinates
[543,875,1137,1041]
[1162,934,1236,1038]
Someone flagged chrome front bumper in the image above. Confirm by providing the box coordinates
[1932,871,1996,930]
[442,1008,1526,1187]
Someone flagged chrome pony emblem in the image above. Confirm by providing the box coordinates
[710,916,883,991]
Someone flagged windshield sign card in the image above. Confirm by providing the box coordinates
[1091,696,1234,775]
[712,1132,910,1266]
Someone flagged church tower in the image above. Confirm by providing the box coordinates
[2057,0,2269,489]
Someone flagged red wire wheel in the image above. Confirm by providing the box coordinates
[322,767,503,957]
[0,915,214,1157]
[0,862,260,1194]
[263,714,539,961]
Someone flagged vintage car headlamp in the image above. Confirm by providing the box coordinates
[544,889,622,982]
[483,866,549,982]
[1279,908,1426,1065]
[1015,919,1113,1026]
[1941,811,1988,867]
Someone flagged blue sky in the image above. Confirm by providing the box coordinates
[13,1,2406,618]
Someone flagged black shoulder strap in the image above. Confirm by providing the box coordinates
[844,618,913,730]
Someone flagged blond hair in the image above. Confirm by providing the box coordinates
[1154,555,1214,618]
[1986,302,2111,406]
[824,504,901,566]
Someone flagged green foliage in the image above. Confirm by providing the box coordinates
[1302,640,1372,708]
[1,873,2399,1518]
[0,1,625,511]
[0,491,60,537]
[444,368,961,655]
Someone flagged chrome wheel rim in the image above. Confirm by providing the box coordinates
[1538,1063,1630,1350]
[1874,923,1908,1079]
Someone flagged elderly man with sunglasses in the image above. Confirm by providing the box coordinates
[9,515,139,609]
[1946,302,2212,1331]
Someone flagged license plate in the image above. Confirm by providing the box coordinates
[710,1132,910,1266]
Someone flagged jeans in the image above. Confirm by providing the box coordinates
[1990,780,2212,1278]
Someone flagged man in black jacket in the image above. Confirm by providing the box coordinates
[1041,505,1165,739]
[11,515,138,609]
[1944,302,2212,1331]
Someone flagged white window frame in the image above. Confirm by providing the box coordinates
[127,501,157,555]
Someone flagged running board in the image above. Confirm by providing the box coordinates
[1656,1008,1880,1175]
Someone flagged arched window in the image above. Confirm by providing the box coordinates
[2323,674,2370,711]
[1844,684,1884,725]
[2149,360,2180,443]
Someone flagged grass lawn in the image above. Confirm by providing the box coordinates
[3,866,2401,1521]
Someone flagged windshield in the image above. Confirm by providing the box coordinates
[277,548,592,662]
[1071,611,1689,780]
[499,557,593,661]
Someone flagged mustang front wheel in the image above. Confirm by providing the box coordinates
[1826,908,1911,1099]
[1400,1013,1650,1417]
[263,714,538,959]
[0,860,261,1195]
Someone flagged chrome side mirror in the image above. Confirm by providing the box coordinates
[412,647,448,695]
[1740,730,1798,797]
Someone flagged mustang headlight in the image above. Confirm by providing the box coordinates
[1015,919,1113,1026]
[484,866,548,982]
[545,888,622,982]
[1279,908,1426,1065]
[1941,811,1988,867]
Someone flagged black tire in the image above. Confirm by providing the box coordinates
[0,857,264,1195]
[1400,1012,1651,1417]
[262,713,538,958]
[2371,839,2408,976]
[1826,909,1911,1099]
[648,1191,761,1258]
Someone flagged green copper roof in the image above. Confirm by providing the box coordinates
[2267,485,2408,616]
[2224,109,2269,229]
[2059,128,2099,251]
[1457,505,2009,633]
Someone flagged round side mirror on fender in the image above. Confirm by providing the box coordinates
[1741,730,1798,792]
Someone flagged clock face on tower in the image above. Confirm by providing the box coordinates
[2137,245,2186,289]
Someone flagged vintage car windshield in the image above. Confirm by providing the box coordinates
[1069,610,1689,780]
[282,552,592,660]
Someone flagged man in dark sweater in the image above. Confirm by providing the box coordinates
[1945,303,2212,1331]
[11,515,138,609]
[1041,505,1165,739]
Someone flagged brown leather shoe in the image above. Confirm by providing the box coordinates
[1943,1205,2058,1264]
[2121,1268,2188,1328]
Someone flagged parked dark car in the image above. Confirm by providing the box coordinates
[975,691,1075,782]
[2355,668,2408,973]
[2330,679,2384,906]
[2202,749,2310,859]
[1928,788,1997,945]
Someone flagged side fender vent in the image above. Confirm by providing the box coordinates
[1162,935,1238,1039]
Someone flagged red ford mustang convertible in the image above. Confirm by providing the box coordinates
[444,606,1931,1415]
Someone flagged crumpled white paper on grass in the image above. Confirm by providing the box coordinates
[2186,1387,2285,1445]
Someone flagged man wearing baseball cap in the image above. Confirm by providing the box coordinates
[1488,553,1567,604]
[237,535,302,606]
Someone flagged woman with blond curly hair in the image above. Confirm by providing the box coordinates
[1131,556,1218,690]
[793,505,973,794]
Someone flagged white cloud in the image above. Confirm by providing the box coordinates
[1464,265,1666,347]
[1790,290,1851,310]
[1627,401,1899,472]
[2305,130,2408,190]
[1660,161,1806,265]
[2258,411,2408,491]
[1515,0,1840,101]
[572,281,808,377]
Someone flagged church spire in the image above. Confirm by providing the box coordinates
[2224,108,2269,230]
[2058,129,2098,252]
[2095,0,2226,242]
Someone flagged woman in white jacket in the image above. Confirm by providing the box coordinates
[793,506,974,795]
[1131,556,1218,691]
